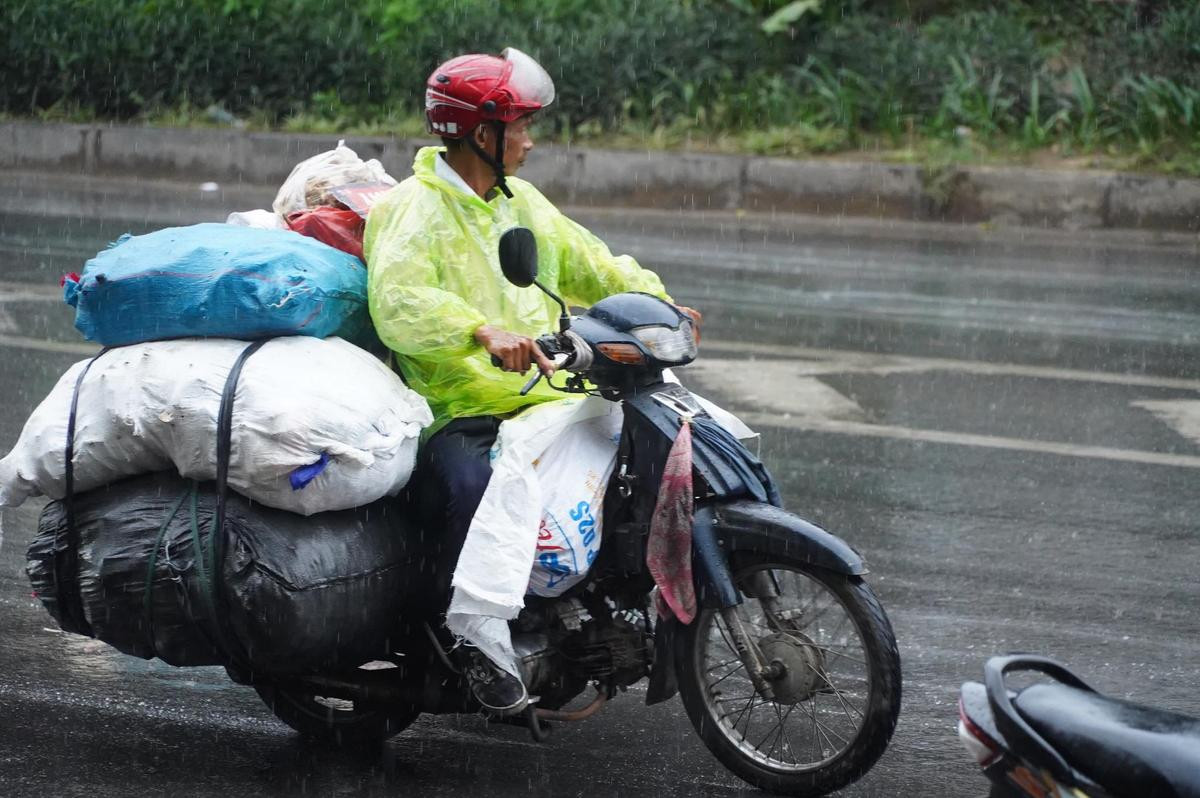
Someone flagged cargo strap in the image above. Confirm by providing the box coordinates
[141,484,193,651]
[203,339,269,668]
[135,340,267,665]
[56,346,110,637]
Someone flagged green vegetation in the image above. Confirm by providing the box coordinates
[3,1,1198,174]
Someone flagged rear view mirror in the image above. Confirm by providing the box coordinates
[498,227,538,287]
[497,226,570,332]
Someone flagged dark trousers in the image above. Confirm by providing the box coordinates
[416,416,502,609]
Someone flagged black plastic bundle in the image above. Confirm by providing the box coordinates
[27,472,418,673]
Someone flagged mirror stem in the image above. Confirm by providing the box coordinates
[535,279,571,332]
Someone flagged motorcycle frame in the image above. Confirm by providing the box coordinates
[267,377,873,719]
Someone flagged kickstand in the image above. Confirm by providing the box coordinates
[524,705,551,742]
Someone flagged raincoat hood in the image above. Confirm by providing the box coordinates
[365,147,670,431]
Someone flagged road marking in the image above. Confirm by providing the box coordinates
[700,339,1200,392]
[2,332,1197,468]
[0,283,61,301]
[738,413,1200,469]
[1132,400,1200,446]
[684,359,866,421]
[0,334,97,356]
[683,356,1200,469]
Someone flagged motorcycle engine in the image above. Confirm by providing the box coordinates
[512,598,653,708]
[559,615,653,687]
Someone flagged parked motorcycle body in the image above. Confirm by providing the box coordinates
[33,228,902,797]
[958,655,1200,798]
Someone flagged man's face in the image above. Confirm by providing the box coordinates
[476,115,536,175]
[503,115,536,174]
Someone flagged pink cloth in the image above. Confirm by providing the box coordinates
[646,420,697,624]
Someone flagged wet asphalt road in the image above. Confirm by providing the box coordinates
[2,178,1199,797]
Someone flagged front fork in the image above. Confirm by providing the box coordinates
[694,505,786,700]
[717,607,781,701]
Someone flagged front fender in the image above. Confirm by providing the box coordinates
[646,501,866,706]
[714,500,867,576]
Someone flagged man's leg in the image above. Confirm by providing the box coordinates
[416,415,530,715]
[417,416,502,606]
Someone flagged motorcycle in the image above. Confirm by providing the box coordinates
[32,227,902,797]
[958,654,1200,798]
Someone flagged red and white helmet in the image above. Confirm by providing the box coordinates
[425,47,555,139]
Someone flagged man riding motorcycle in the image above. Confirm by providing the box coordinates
[363,48,700,716]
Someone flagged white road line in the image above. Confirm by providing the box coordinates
[0,335,97,356]
[699,339,1200,392]
[2,331,1197,468]
[684,359,866,420]
[1132,400,1200,446]
[739,412,1200,469]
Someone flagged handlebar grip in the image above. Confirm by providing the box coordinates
[490,336,565,370]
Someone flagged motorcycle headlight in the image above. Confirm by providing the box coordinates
[632,322,697,364]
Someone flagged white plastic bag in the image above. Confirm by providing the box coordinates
[225,209,286,229]
[272,141,397,219]
[526,411,623,597]
[0,336,432,515]
[446,392,754,677]
[447,398,615,675]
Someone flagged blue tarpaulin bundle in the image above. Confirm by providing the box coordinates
[63,223,369,346]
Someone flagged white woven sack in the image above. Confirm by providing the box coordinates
[0,336,431,515]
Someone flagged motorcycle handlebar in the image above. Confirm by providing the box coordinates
[489,333,577,396]
[488,333,574,371]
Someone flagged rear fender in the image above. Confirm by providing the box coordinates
[714,500,867,576]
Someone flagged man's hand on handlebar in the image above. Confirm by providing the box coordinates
[475,325,558,376]
[674,305,703,342]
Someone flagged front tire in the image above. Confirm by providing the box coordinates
[254,683,420,748]
[675,557,901,795]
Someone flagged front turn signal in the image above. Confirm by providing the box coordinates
[597,342,647,365]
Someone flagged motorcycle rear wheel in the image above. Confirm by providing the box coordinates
[254,683,420,748]
[675,556,901,796]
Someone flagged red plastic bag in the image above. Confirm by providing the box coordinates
[285,207,365,262]
[646,418,697,624]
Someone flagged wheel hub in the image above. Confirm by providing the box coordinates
[759,632,827,704]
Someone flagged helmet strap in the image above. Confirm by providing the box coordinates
[465,121,513,199]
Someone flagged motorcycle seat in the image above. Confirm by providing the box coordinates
[1013,683,1200,798]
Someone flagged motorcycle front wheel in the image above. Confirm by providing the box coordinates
[254,683,420,748]
[675,556,901,796]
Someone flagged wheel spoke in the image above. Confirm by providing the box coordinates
[812,666,866,722]
[707,661,748,690]
[763,703,786,761]
[797,596,840,633]
[807,643,867,666]
[808,692,822,760]
[803,693,850,749]
[773,703,798,765]
[732,693,759,737]
[715,692,760,707]
[771,635,866,667]
[757,700,797,760]
[705,656,743,674]
[778,704,798,765]
[692,561,891,775]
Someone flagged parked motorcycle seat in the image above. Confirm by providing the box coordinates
[1014,683,1200,798]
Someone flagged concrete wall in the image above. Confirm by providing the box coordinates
[2,122,1197,232]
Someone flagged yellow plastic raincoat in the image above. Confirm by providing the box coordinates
[365,146,670,431]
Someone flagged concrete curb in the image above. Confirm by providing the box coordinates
[2,121,1197,233]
